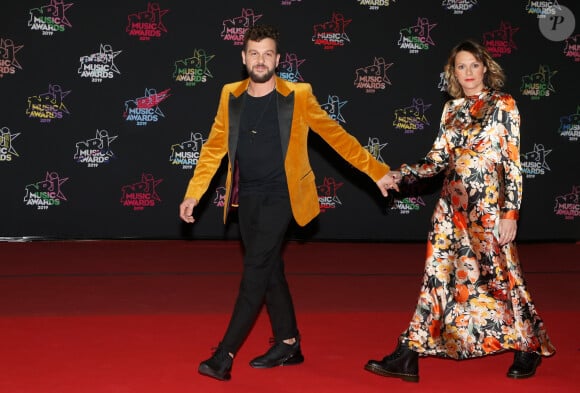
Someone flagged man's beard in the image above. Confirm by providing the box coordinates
[248,66,275,83]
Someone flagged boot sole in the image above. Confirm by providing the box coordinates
[364,363,419,383]
[249,352,305,369]
[198,364,231,381]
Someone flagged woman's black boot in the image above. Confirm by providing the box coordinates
[365,341,419,382]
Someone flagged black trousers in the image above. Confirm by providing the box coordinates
[220,193,299,355]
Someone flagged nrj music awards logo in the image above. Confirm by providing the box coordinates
[78,44,122,83]
[321,95,348,124]
[559,106,580,141]
[357,0,395,11]
[24,171,68,210]
[520,143,551,178]
[390,196,426,214]
[312,12,351,50]
[354,57,392,93]
[278,53,306,82]
[0,38,23,78]
[393,98,431,133]
[173,49,214,87]
[126,2,169,41]
[365,137,388,163]
[26,84,70,123]
[28,0,73,35]
[0,127,20,162]
[213,186,226,207]
[317,177,343,212]
[525,0,561,18]
[520,65,557,100]
[170,132,207,170]
[483,21,519,58]
[554,185,579,220]
[564,35,580,62]
[442,0,478,14]
[120,173,163,211]
[123,88,171,126]
[74,129,117,168]
[221,9,262,46]
[398,17,437,54]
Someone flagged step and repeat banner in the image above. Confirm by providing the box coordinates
[0,0,578,241]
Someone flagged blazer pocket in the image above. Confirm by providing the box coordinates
[299,169,313,181]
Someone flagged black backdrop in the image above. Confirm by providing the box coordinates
[1,0,578,241]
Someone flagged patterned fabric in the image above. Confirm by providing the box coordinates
[399,90,556,359]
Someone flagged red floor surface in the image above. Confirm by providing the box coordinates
[0,240,578,393]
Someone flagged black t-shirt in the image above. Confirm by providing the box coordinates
[236,90,288,196]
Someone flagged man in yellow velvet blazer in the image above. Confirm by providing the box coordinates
[179,25,400,382]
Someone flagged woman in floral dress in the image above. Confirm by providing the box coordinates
[365,40,555,382]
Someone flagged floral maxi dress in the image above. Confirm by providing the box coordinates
[399,90,556,359]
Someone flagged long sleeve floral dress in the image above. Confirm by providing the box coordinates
[398,89,556,359]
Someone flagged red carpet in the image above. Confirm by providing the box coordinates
[0,240,578,392]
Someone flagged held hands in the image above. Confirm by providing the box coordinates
[179,197,199,223]
[376,170,402,197]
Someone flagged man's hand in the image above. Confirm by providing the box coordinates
[179,197,199,223]
[376,171,401,197]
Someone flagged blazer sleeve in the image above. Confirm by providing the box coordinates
[300,84,390,181]
[183,86,229,201]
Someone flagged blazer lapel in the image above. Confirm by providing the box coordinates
[228,92,244,166]
[276,83,295,160]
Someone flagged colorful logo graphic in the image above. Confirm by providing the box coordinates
[393,98,431,133]
[0,38,23,78]
[398,17,437,54]
[28,0,73,35]
[483,21,519,58]
[520,65,557,100]
[126,2,168,40]
[123,88,171,126]
[78,44,122,83]
[525,0,561,19]
[221,9,262,46]
[121,173,163,211]
[173,49,214,87]
[554,185,579,220]
[24,171,68,210]
[278,53,305,82]
[321,95,348,124]
[365,137,388,163]
[354,57,392,93]
[213,186,226,207]
[0,127,20,162]
[390,196,426,214]
[558,106,580,141]
[357,0,396,11]
[26,84,70,123]
[563,34,580,62]
[442,0,478,14]
[521,143,551,178]
[312,12,351,50]
[317,177,343,212]
[74,129,117,168]
[170,132,207,170]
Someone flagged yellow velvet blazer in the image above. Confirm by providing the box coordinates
[184,76,390,227]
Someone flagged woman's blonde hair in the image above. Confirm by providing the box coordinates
[444,40,505,98]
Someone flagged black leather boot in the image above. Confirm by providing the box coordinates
[249,338,304,368]
[365,341,419,382]
[506,351,541,379]
[198,346,233,381]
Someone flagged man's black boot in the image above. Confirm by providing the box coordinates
[249,338,304,368]
[198,346,233,381]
